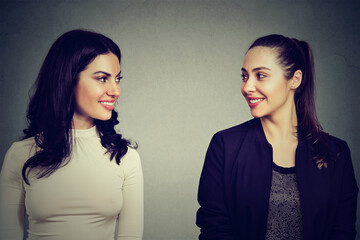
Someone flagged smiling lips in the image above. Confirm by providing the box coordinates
[247,97,265,108]
[99,100,116,111]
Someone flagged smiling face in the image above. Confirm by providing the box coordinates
[73,53,122,129]
[241,47,297,120]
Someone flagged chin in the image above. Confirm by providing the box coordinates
[250,110,266,119]
[250,111,261,118]
[94,113,112,121]
[102,116,112,121]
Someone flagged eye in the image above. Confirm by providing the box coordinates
[241,73,248,82]
[97,76,107,82]
[115,76,123,83]
[256,73,266,79]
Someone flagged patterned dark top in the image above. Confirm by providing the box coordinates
[265,163,303,240]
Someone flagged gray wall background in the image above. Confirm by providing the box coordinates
[0,0,359,239]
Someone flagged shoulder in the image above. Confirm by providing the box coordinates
[124,146,140,159]
[212,118,259,141]
[11,137,36,150]
[322,133,349,157]
[325,134,347,147]
[217,118,257,134]
[206,118,261,155]
[4,138,36,165]
[120,146,143,178]
[121,146,141,166]
[316,133,354,170]
[1,138,35,182]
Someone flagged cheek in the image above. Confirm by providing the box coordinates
[240,83,246,96]
[275,82,291,95]
[263,81,283,94]
[77,86,103,104]
[77,88,91,104]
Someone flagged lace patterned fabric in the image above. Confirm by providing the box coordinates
[265,163,303,240]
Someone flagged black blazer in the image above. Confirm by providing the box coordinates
[196,118,358,240]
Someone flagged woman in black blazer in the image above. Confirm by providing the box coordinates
[196,34,358,240]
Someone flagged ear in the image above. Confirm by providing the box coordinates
[290,70,302,89]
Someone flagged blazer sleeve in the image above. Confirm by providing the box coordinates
[331,142,359,240]
[196,133,234,240]
[117,148,144,240]
[0,143,26,240]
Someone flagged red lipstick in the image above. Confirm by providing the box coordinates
[99,100,116,111]
[247,97,265,108]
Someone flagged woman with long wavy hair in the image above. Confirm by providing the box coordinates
[0,29,143,240]
[196,34,358,239]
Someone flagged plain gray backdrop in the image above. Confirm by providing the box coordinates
[0,0,359,239]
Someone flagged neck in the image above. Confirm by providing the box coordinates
[260,103,298,143]
[72,113,95,129]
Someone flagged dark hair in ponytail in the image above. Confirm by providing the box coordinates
[22,29,132,184]
[248,34,330,169]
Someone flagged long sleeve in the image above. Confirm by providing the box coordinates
[117,148,144,240]
[2,130,144,240]
[330,142,358,240]
[0,142,26,240]
[196,134,234,240]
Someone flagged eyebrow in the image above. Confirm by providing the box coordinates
[241,67,271,73]
[93,70,122,77]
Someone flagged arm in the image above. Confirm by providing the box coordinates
[0,143,26,240]
[196,134,234,240]
[117,148,144,240]
[331,142,359,240]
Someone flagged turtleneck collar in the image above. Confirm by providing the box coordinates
[71,125,98,138]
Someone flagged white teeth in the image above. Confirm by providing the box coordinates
[249,99,264,103]
[99,102,114,105]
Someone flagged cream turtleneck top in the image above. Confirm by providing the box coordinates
[0,126,143,240]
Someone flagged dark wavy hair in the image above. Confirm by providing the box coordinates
[248,34,330,169]
[22,29,131,184]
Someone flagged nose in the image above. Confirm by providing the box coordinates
[107,81,121,97]
[241,78,256,94]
